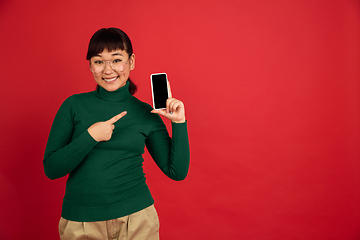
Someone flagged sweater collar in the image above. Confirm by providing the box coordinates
[95,81,132,102]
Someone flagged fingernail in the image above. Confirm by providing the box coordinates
[170,111,173,114]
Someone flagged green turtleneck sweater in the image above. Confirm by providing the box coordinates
[43,82,190,222]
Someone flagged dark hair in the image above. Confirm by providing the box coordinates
[86,28,137,95]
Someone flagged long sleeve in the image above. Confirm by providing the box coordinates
[145,121,190,181]
[43,82,190,222]
[43,97,98,180]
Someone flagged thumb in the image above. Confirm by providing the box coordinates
[151,109,169,117]
[107,111,127,124]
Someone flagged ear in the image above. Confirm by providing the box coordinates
[129,54,135,70]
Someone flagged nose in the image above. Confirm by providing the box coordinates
[104,62,114,73]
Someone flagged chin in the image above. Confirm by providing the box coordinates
[103,82,125,92]
[103,85,119,92]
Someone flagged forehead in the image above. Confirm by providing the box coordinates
[93,48,128,58]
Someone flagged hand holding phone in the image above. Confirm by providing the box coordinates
[150,73,186,123]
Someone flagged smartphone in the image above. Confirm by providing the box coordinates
[150,73,169,110]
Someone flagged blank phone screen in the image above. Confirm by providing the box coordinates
[152,74,168,109]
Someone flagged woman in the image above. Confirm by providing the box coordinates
[43,28,190,240]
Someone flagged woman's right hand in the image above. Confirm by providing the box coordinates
[87,111,127,142]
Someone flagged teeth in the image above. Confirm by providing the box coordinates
[104,76,117,82]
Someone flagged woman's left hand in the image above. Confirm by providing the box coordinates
[151,82,186,123]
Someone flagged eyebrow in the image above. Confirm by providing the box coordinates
[94,52,123,57]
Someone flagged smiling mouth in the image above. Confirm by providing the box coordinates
[103,76,118,82]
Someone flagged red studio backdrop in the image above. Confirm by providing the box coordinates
[0,0,359,239]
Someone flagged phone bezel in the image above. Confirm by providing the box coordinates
[150,73,169,110]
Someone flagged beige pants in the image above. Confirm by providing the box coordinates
[59,205,160,240]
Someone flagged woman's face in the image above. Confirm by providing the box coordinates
[90,48,135,92]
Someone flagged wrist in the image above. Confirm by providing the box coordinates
[172,118,186,124]
[87,128,99,142]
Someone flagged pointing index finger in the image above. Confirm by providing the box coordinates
[107,111,127,124]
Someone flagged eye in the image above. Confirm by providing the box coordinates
[113,59,122,63]
[93,60,103,65]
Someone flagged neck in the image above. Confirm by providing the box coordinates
[95,81,132,102]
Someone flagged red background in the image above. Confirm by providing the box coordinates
[1,0,360,239]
